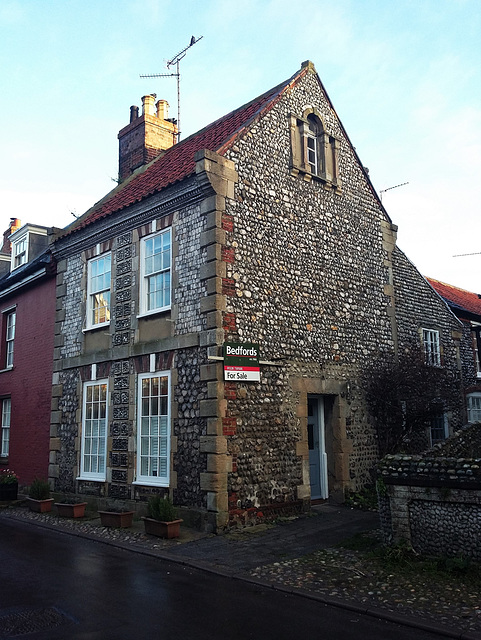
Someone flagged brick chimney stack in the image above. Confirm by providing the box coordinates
[1,218,21,254]
[118,95,178,182]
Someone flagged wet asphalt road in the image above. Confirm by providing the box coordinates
[1,518,443,640]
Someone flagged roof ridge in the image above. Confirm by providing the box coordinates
[59,64,310,236]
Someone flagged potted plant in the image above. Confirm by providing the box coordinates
[142,495,182,539]
[0,469,19,501]
[26,478,54,513]
[98,505,135,528]
[55,497,88,518]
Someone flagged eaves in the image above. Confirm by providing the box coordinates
[53,171,215,259]
[0,267,49,300]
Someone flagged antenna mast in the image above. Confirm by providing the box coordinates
[140,35,203,141]
[380,181,409,202]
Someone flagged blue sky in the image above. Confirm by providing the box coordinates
[1,0,480,292]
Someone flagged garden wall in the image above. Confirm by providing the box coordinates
[378,423,481,560]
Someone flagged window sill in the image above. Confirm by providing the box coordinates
[76,476,106,482]
[137,308,171,320]
[0,366,13,374]
[82,322,110,334]
[290,167,341,191]
[132,480,169,488]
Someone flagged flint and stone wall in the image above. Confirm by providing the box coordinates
[378,424,481,559]
[50,63,464,531]
[220,63,462,516]
[50,201,210,516]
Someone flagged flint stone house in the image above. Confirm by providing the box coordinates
[0,219,56,485]
[50,61,463,531]
[427,278,481,424]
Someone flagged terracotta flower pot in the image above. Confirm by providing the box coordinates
[98,510,134,528]
[55,502,87,518]
[26,498,54,513]
[142,517,183,539]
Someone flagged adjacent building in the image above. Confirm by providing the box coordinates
[47,61,463,530]
[427,278,481,424]
[0,220,56,485]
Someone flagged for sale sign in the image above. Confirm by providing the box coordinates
[224,342,260,382]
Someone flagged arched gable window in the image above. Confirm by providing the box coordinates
[289,109,340,189]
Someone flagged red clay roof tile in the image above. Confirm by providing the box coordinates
[69,68,306,234]
[427,277,481,318]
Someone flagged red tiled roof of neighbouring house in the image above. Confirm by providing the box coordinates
[427,277,481,318]
[67,67,308,235]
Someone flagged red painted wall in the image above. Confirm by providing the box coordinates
[0,275,55,485]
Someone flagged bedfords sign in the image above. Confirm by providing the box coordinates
[224,342,260,382]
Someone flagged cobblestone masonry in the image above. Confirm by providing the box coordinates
[51,200,209,513]
[50,62,464,531]
[220,64,462,513]
[378,423,481,558]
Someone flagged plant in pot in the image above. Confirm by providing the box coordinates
[98,504,135,528]
[27,478,54,513]
[142,495,182,539]
[55,496,88,519]
[0,469,19,501]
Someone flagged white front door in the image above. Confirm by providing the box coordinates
[308,396,328,500]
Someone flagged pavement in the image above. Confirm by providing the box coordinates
[1,501,480,640]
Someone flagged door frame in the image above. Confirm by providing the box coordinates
[308,395,329,500]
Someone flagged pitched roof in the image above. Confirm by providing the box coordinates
[68,66,308,235]
[427,277,481,318]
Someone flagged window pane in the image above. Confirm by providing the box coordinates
[138,374,170,481]
[88,255,111,326]
[143,230,171,312]
[82,382,108,477]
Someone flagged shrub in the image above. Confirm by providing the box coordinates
[28,478,51,500]
[147,495,177,521]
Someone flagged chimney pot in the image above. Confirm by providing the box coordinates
[156,100,169,120]
[142,94,156,117]
[130,105,139,123]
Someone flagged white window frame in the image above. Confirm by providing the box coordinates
[5,311,15,368]
[13,235,27,269]
[306,134,318,175]
[135,370,171,486]
[79,380,108,481]
[422,328,441,366]
[472,325,481,378]
[429,412,448,446]
[9,224,48,272]
[139,228,172,317]
[86,254,111,330]
[467,393,481,423]
[1,398,11,457]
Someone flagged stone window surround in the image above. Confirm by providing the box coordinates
[78,378,109,482]
[138,225,172,318]
[86,252,112,331]
[289,107,341,189]
[467,392,481,423]
[133,369,171,488]
[421,327,441,367]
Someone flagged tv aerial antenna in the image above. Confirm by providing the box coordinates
[140,35,203,142]
[380,181,409,202]
[452,251,481,257]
